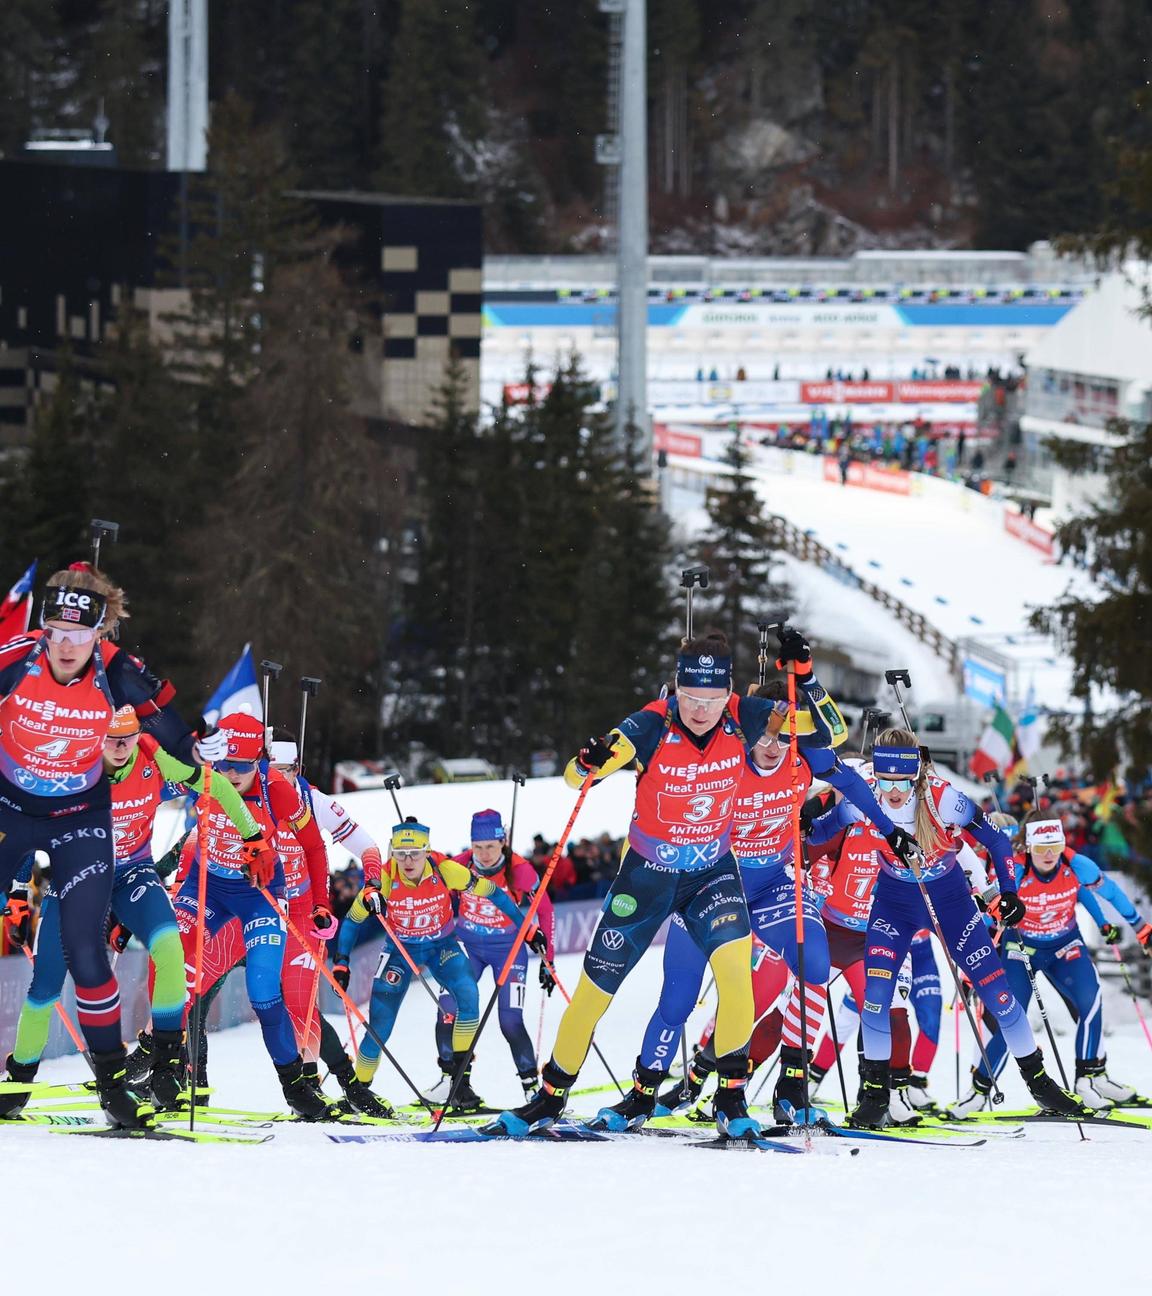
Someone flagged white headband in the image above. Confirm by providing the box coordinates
[1025,819,1065,848]
[268,740,299,766]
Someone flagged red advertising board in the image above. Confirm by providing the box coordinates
[1003,509,1055,559]
[502,382,552,404]
[653,423,703,458]
[822,458,913,495]
[801,380,983,404]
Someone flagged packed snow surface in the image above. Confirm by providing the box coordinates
[12,943,1152,1295]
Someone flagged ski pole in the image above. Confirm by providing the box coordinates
[749,1053,781,1103]
[297,677,321,778]
[187,751,214,1131]
[294,674,327,1062]
[507,770,525,852]
[679,566,710,642]
[18,944,91,1064]
[259,660,283,738]
[953,986,962,1100]
[825,980,850,1114]
[1010,935,1087,1141]
[1111,946,1152,1054]
[372,911,441,1006]
[695,972,715,1009]
[534,986,547,1060]
[540,952,626,1096]
[89,518,119,570]
[785,657,814,1140]
[435,769,597,1131]
[383,775,404,822]
[256,886,433,1112]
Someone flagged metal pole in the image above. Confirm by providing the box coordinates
[615,0,649,460]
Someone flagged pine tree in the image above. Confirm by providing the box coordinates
[376,0,488,198]
[692,431,790,680]
[87,307,199,675]
[1030,420,1152,787]
[0,0,58,157]
[193,242,385,769]
[0,353,94,576]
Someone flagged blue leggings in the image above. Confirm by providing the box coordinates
[359,936,479,1063]
[978,933,1102,1079]
[909,932,942,1048]
[862,866,1035,1063]
[25,859,185,1049]
[638,865,828,1071]
[174,869,297,1066]
[435,933,533,1073]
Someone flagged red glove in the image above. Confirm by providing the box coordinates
[107,919,133,953]
[310,904,338,939]
[239,835,277,889]
[1136,922,1152,956]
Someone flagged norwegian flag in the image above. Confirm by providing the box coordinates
[0,560,37,645]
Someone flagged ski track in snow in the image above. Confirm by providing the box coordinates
[11,947,1152,1294]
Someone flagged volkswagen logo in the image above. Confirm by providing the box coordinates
[601,929,625,951]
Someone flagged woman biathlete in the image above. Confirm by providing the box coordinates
[0,704,262,1115]
[0,564,239,1128]
[603,643,900,1130]
[172,711,330,1120]
[430,808,555,1103]
[494,630,915,1140]
[819,727,1088,1126]
[954,809,1152,1114]
[334,819,526,1112]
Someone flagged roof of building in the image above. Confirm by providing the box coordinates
[1025,265,1152,386]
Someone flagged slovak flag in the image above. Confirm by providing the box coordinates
[0,560,37,645]
[203,644,263,726]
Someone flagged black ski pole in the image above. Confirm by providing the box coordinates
[297,677,321,777]
[679,565,710,643]
[826,983,851,1114]
[383,774,404,821]
[89,518,119,570]
[260,660,283,739]
[540,953,626,1097]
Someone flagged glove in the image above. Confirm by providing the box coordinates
[539,959,556,996]
[361,882,385,917]
[106,916,133,953]
[527,928,548,957]
[884,826,920,865]
[333,959,351,991]
[1099,923,1122,946]
[310,905,338,939]
[239,834,277,889]
[3,890,31,949]
[997,891,1026,927]
[576,736,616,773]
[1136,922,1152,955]
[775,626,812,672]
[194,724,229,764]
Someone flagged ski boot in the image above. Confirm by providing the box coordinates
[1075,1056,1134,1110]
[517,1069,540,1100]
[487,1059,575,1136]
[276,1057,334,1121]
[949,1069,993,1118]
[0,1055,39,1118]
[904,1072,938,1113]
[445,1053,485,1112]
[655,1054,713,1116]
[712,1054,761,1140]
[1017,1049,1092,1118]
[148,1030,188,1111]
[591,1059,662,1132]
[422,1059,454,1104]
[93,1049,155,1130]
[887,1067,923,1126]
[302,1061,324,1094]
[331,1056,396,1119]
[772,1046,825,1125]
[124,1029,154,1084]
[847,1059,891,1129]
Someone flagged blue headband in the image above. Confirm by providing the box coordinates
[676,652,732,690]
[872,745,921,777]
[470,809,505,842]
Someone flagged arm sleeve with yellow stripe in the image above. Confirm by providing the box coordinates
[441,860,526,926]
[562,728,639,790]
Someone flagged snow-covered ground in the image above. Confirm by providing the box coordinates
[668,447,1095,711]
[11,944,1152,1296]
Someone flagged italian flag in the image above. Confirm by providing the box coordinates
[970,704,1015,780]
